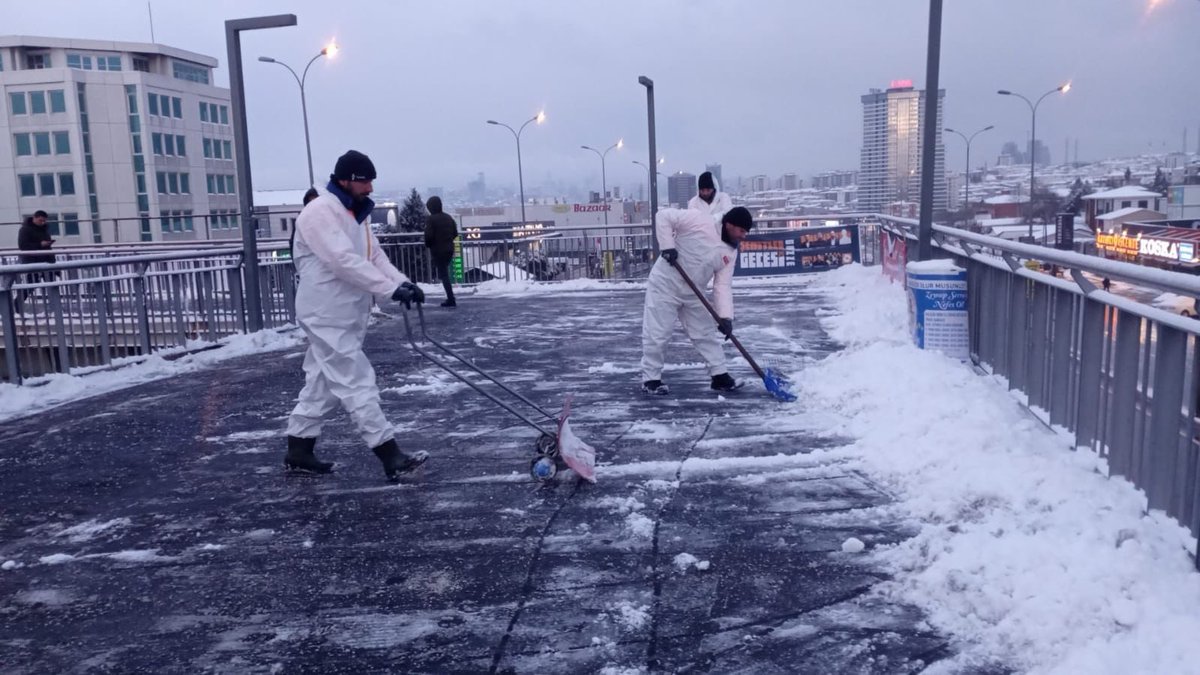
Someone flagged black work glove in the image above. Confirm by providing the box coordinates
[661,248,678,264]
[717,318,734,341]
[391,281,425,308]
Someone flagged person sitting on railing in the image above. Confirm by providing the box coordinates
[640,206,753,395]
[424,195,458,307]
[284,150,429,483]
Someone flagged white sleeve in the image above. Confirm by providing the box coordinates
[298,207,400,298]
[368,229,408,287]
[714,193,733,218]
[656,209,681,250]
[712,251,736,319]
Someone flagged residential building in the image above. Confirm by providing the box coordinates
[1080,185,1164,231]
[1,35,241,246]
[858,80,946,214]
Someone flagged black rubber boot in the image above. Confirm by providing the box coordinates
[710,373,739,391]
[284,436,334,474]
[372,439,428,483]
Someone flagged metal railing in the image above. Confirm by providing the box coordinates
[879,216,1200,561]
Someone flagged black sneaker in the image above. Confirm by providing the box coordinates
[641,380,670,395]
[440,300,456,308]
[710,373,739,391]
[284,436,334,474]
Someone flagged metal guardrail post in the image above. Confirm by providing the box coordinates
[95,281,112,366]
[132,262,153,355]
[1147,326,1187,515]
[1074,298,1106,451]
[47,285,72,374]
[170,275,187,342]
[201,272,218,341]
[0,274,21,384]
[227,267,246,333]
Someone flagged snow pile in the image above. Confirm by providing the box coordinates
[0,328,304,424]
[606,601,651,631]
[473,277,645,297]
[840,537,866,554]
[803,264,1200,674]
[672,552,711,572]
[55,518,131,543]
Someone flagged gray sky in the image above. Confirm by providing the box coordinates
[8,0,1200,195]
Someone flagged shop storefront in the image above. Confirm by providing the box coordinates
[1095,224,1200,273]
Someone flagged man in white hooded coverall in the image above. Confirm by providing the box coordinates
[641,206,754,395]
[686,171,733,229]
[284,150,429,482]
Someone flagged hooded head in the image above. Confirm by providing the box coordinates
[426,195,444,215]
[302,187,319,205]
[698,171,716,204]
[720,206,754,247]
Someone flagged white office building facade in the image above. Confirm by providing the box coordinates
[0,36,241,247]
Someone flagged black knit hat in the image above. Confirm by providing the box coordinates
[698,171,715,191]
[722,206,753,230]
[332,150,376,182]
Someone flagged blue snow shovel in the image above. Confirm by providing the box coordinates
[670,261,798,402]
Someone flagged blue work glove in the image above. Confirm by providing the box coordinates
[392,281,425,308]
[661,248,678,264]
[716,318,733,341]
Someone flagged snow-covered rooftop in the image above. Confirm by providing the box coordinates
[983,194,1027,205]
[1096,206,1165,221]
[1082,185,1162,200]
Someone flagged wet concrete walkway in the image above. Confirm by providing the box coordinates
[0,283,957,673]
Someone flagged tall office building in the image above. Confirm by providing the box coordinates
[705,163,723,190]
[858,80,945,213]
[667,171,695,208]
[1,36,240,246]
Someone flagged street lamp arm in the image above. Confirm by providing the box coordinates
[998,89,1034,112]
[968,125,994,142]
[262,57,302,89]
[1033,86,1063,113]
[488,120,518,140]
[300,50,325,88]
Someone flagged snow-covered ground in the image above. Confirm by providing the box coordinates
[0,328,304,424]
[801,265,1200,674]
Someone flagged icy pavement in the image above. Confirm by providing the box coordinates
[0,277,957,673]
[3,267,1199,673]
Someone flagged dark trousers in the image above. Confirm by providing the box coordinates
[433,256,455,303]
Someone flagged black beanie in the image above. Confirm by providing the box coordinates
[332,150,377,182]
[722,206,753,231]
[698,171,715,191]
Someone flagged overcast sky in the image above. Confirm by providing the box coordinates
[8,0,1200,196]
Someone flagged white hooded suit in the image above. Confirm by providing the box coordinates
[285,188,408,448]
[641,208,738,382]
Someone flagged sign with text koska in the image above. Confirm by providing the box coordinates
[734,225,860,276]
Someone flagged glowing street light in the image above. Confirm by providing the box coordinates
[487,111,546,224]
[581,139,623,224]
[258,40,339,187]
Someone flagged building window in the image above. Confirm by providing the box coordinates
[223,140,233,159]
[157,172,168,194]
[49,89,66,113]
[164,133,175,156]
[159,94,171,117]
[18,174,36,197]
[98,55,122,71]
[29,91,46,114]
[199,102,208,122]
[175,135,186,156]
[33,132,51,155]
[53,131,70,154]
[148,94,159,116]
[202,137,212,158]
[26,53,50,69]
[180,173,190,194]
[172,97,182,119]
[152,132,163,155]
[39,173,57,196]
[206,174,215,194]
[131,135,142,155]
[9,92,26,115]
[61,214,80,237]
[59,173,76,195]
[168,173,179,194]
[1138,200,1148,208]
[219,105,229,125]
[66,53,93,70]
[133,56,150,73]
[172,61,210,84]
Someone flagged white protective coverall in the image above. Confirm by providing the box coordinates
[641,208,738,382]
[285,189,408,448]
[686,181,733,229]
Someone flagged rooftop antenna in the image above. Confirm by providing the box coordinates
[148,2,156,43]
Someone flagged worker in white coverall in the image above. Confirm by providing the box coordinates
[284,150,429,483]
[640,206,754,395]
[686,171,733,229]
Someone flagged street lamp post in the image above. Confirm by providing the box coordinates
[581,140,623,225]
[225,13,298,333]
[997,83,1071,240]
[258,42,338,188]
[638,76,658,250]
[943,125,993,218]
[632,157,664,207]
[487,112,545,224]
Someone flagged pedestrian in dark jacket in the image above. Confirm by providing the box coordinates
[18,211,55,265]
[424,196,458,307]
